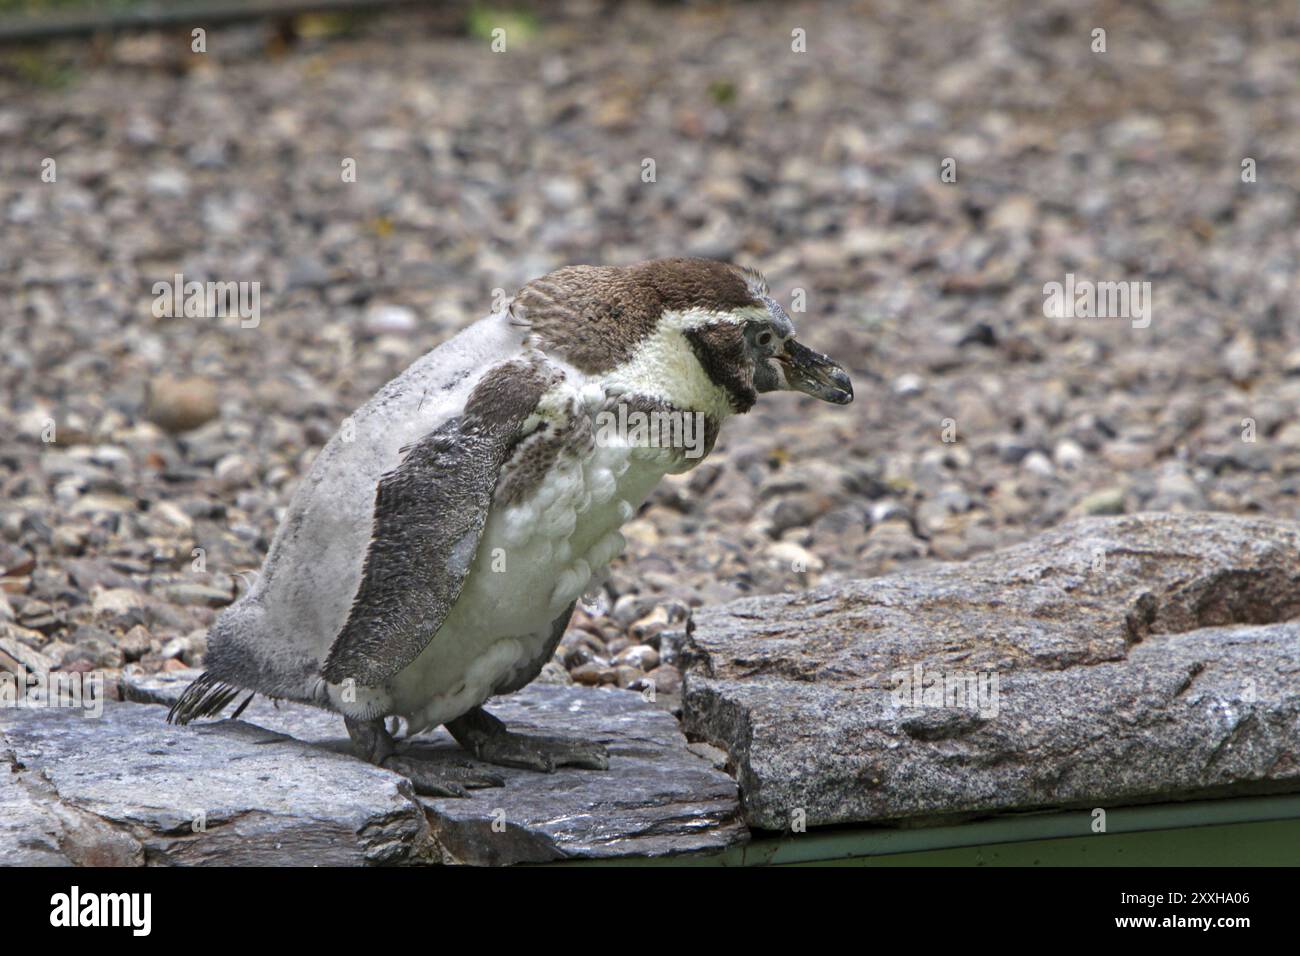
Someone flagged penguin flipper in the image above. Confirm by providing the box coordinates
[321,358,556,688]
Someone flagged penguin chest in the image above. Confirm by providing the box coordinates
[459,436,672,634]
[378,433,672,730]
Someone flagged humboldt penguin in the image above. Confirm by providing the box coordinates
[170,258,853,796]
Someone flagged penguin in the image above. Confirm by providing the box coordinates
[169,258,853,796]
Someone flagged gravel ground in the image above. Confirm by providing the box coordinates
[2,0,1299,698]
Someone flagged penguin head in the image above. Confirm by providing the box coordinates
[513,257,853,415]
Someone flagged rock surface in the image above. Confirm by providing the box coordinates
[681,513,1300,830]
[0,758,66,866]
[1,679,744,865]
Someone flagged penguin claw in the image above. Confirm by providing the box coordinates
[347,715,505,797]
[446,706,611,774]
[463,732,610,773]
[531,736,610,772]
[382,755,505,798]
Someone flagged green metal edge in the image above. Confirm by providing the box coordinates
[555,793,1300,866]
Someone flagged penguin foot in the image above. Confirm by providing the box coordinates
[446,705,610,773]
[381,755,505,799]
[346,715,504,798]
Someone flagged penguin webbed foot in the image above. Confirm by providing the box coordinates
[345,715,504,798]
[381,754,504,799]
[446,705,610,773]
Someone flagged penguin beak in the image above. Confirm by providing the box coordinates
[778,340,854,404]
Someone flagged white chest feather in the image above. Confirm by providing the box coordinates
[349,381,678,732]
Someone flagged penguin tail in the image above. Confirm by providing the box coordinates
[167,671,255,725]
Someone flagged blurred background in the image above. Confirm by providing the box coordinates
[0,1,1297,688]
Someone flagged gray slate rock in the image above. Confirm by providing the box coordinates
[681,513,1300,830]
[2,702,430,866]
[3,677,744,866]
[0,759,67,866]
